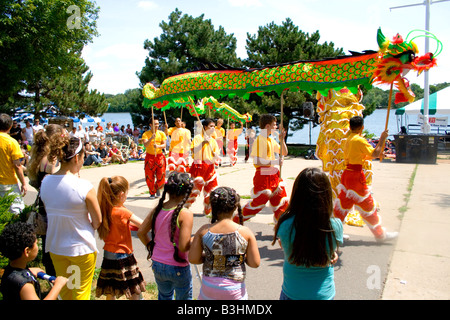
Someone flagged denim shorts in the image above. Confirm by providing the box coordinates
[103,250,132,260]
[151,260,193,300]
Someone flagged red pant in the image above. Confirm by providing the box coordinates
[185,162,218,215]
[167,152,189,173]
[214,139,224,166]
[236,167,288,223]
[333,165,384,238]
[144,153,166,195]
[227,139,238,166]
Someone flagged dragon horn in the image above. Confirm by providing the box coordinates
[377,28,387,49]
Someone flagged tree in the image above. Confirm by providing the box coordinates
[138,8,242,85]
[246,18,344,66]
[0,0,100,115]
[40,53,107,116]
[106,89,142,113]
[136,8,243,128]
[243,18,345,137]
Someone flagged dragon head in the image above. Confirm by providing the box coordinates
[372,28,439,104]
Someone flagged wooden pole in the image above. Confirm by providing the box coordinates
[380,83,394,162]
[385,83,394,131]
[226,116,230,164]
[151,106,156,156]
[279,91,285,178]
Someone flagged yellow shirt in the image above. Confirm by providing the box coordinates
[250,135,280,168]
[0,132,24,185]
[182,128,192,153]
[142,130,167,155]
[214,127,225,139]
[167,127,184,153]
[227,128,243,141]
[344,133,374,166]
[191,134,219,164]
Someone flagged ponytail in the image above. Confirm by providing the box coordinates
[97,176,129,240]
[146,191,166,261]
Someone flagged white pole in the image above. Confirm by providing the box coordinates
[422,0,431,134]
[389,0,450,133]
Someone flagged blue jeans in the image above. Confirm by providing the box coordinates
[84,154,102,166]
[280,290,292,300]
[151,260,192,300]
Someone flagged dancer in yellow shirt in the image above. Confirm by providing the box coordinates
[226,122,243,166]
[333,116,398,242]
[185,118,220,216]
[142,119,167,199]
[165,118,189,173]
[214,118,226,167]
[235,114,289,223]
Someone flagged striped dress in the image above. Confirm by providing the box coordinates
[199,227,249,300]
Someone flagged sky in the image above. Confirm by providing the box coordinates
[81,0,450,95]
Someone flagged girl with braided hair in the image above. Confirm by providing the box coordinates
[137,171,194,300]
[95,176,146,300]
[189,187,260,300]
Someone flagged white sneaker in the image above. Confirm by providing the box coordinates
[376,231,398,243]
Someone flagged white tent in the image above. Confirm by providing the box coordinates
[395,86,450,115]
[80,116,105,124]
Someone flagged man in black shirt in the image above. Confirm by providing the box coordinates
[9,120,22,142]
[96,141,111,164]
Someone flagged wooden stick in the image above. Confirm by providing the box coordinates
[385,83,393,131]
[151,106,156,156]
[279,91,285,178]
[380,83,393,162]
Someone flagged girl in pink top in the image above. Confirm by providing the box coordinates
[138,172,194,300]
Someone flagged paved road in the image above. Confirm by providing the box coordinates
[22,156,450,300]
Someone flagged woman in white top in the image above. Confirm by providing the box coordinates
[22,121,34,145]
[40,136,102,300]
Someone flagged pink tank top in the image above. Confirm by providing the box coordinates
[151,207,189,267]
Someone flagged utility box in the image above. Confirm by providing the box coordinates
[394,134,438,164]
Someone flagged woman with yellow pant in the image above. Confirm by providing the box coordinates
[40,135,102,300]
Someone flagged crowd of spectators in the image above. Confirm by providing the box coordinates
[10,120,149,169]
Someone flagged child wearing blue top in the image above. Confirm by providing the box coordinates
[273,167,343,300]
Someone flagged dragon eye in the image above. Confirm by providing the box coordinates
[409,53,415,62]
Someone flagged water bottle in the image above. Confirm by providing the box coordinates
[37,272,56,282]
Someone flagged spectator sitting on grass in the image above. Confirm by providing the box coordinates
[96,141,111,165]
[109,142,127,164]
[129,142,138,160]
[83,142,103,166]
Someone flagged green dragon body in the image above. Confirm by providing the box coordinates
[143,28,438,116]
